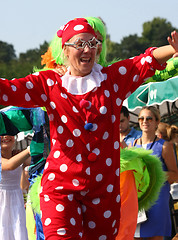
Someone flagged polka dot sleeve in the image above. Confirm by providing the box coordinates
[104,47,167,101]
[0,70,56,108]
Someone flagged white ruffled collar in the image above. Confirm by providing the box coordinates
[61,63,105,95]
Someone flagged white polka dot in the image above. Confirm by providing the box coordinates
[106,158,112,166]
[72,179,79,187]
[80,191,88,196]
[47,78,54,86]
[50,101,56,109]
[82,205,86,213]
[90,123,98,131]
[44,195,50,202]
[66,139,74,147]
[41,94,47,102]
[103,131,109,140]
[49,114,54,121]
[26,81,34,89]
[61,115,67,123]
[79,232,83,237]
[96,174,103,182]
[72,106,79,113]
[133,75,139,82]
[113,228,118,235]
[44,218,51,226]
[60,164,68,172]
[107,184,114,193]
[114,141,119,149]
[74,24,84,31]
[99,235,107,240]
[77,207,81,215]
[32,72,39,76]
[92,198,100,205]
[100,106,107,114]
[55,186,64,190]
[25,93,31,101]
[44,162,49,170]
[86,167,90,175]
[116,194,121,203]
[68,194,73,201]
[57,228,66,235]
[73,129,81,137]
[113,84,119,92]
[70,218,76,226]
[86,143,90,151]
[111,115,116,123]
[61,93,67,99]
[54,151,60,158]
[125,91,131,98]
[48,173,55,181]
[141,57,145,65]
[116,98,122,106]
[119,66,127,75]
[112,220,116,227]
[76,154,82,162]
[56,204,64,212]
[2,94,8,101]
[115,168,120,176]
[92,148,100,156]
[86,101,92,109]
[104,90,110,97]
[57,126,63,134]
[145,56,152,63]
[88,221,96,229]
[52,139,56,145]
[104,210,111,218]
[11,85,17,91]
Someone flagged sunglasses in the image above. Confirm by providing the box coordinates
[64,37,101,50]
[138,116,153,123]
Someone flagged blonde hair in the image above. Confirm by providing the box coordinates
[167,125,178,141]
[139,106,161,122]
[156,122,170,140]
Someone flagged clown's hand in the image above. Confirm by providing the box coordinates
[167,31,178,54]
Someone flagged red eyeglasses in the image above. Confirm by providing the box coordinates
[138,116,153,123]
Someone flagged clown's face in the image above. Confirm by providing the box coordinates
[64,33,97,77]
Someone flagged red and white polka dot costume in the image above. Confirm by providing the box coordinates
[0,49,166,239]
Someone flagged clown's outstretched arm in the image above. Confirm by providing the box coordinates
[153,31,178,64]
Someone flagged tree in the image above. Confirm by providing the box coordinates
[142,17,178,47]
[0,41,16,63]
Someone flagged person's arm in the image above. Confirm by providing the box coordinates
[2,148,31,171]
[162,141,178,184]
[153,31,178,64]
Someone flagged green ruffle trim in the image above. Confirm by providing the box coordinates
[120,147,167,211]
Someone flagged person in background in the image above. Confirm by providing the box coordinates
[168,125,178,160]
[0,135,31,240]
[0,16,178,239]
[134,106,178,240]
[120,106,142,146]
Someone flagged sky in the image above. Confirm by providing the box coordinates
[1,0,178,56]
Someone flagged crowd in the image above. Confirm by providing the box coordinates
[0,16,178,240]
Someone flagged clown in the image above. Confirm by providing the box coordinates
[0,17,178,240]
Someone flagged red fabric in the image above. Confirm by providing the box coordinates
[0,48,166,239]
[57,18,97,48]
[116,171,138,240]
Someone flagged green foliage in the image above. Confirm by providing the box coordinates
[0,41,16,63]
[0,41,48,79]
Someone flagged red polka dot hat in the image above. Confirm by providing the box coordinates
[57,18,97,48]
